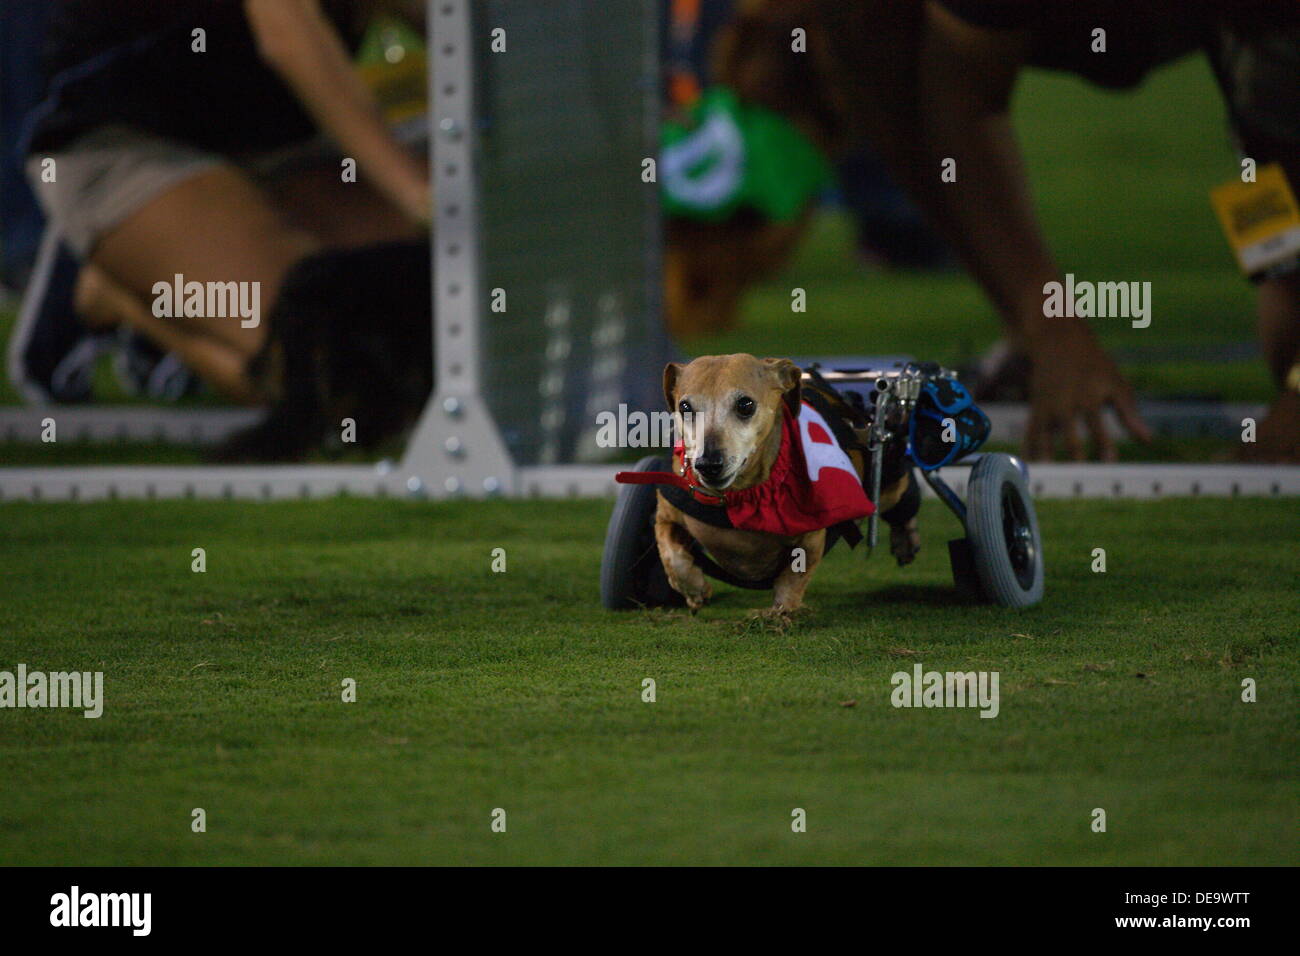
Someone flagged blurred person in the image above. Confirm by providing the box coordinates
[0,0,109,406]
[878,0,1299,460]
[672,0,1299,461]
[16,0,429,407]
[0,0,52,291]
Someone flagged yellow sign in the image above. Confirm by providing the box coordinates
[1211,163,1300,276]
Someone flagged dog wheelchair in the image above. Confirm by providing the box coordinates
[600,362,1044,610]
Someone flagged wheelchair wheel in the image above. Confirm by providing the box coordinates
[964,453,1044,608]
[600,455,684,610]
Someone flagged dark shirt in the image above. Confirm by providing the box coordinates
[934,0,1293,89]
[27,0,364,157]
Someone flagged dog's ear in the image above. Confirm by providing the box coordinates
[663,362,684,411]
[764,358,802,417]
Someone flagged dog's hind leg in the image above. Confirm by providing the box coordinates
[888,517,921,566]
[654,502,712,612]
[879,471,922,567]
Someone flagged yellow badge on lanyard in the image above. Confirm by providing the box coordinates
[1210,163,1300,277]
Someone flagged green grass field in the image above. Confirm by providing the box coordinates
[1,497,1295,865]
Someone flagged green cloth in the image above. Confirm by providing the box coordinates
[661,87,834,222]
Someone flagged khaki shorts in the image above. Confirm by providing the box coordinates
[26,125,221,259]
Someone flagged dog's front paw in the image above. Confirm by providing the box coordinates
[889,518,921,567]
[669,567,712,613]
[684,579,713,613]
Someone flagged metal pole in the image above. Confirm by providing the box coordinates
[399,0,517,498]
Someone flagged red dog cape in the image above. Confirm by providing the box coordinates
[615,400,874,535]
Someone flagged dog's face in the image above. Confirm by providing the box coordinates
[664,354,801,492]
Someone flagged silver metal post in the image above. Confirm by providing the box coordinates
[400,0,516,497]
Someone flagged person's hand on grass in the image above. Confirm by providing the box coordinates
[1022,317,1151,461]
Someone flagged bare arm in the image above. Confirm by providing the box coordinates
[919,5,1058,326]
[245,0,429,225]
[910,2,1149,459]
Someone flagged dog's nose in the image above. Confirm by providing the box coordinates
[693,454,726,484]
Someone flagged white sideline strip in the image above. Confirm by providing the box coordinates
[981,402,1265,440]
[0,465,395,502]
[922,463,1300,500]
[0,400,1268,445]
[0,463,1296,502]
[517,463,1300,500]
[0,407,262,444]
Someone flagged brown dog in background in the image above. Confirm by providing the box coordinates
[655,353,919,621]
[663,0,915,341]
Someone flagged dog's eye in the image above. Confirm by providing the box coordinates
[678,400,693,415]
[735,396,756,419]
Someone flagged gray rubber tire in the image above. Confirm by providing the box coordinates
[600,456,683,610]
[965,453,1044,608]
